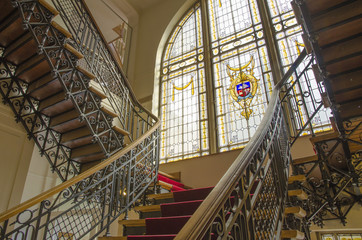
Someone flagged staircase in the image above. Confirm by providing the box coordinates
[0,0,130,181]
[0,0,159,239]
[0,0,361,239]
[106,174,308,239]
[291,0,362,225]
[119,186,213,239]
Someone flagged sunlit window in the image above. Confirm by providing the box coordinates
[159,0,330,163]
[209,0,273,151]
[160,3,208,163]
[321,233,362,240]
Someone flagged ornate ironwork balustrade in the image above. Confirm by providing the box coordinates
[0,0,161,239]
[0,122,160,240]
[50,0,144,142]
[0,0,157,182]
[175,50,313,239]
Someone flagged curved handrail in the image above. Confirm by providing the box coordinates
[175,50,307,239]
[0,120,159,223]
[0,0,161,239]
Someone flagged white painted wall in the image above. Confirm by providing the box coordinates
[0,104,34,212]
[0,103,59,213]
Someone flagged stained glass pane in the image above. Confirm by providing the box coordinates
[209,0,273,150]
[159,0,333,161]
[322,234,335,240]
[322,233,362,240]
[160,3,208,163]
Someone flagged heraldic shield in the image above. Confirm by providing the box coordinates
[227,55,258,120]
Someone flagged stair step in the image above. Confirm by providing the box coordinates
[334,86,362,105]
[50,109,79,128]
[38,0,59,16]
[322,36,362,64]
[28,73,61,99]
[101,104,118,118]
[285,206,307,218]
[98,237,127,240]
[293,155,318,165]
[326,53,362,76]
[16,53,51,83]
[288,175,306,184]
[64,43,84,59]
[330,69,362,94]
[0,11,24,47]
[134,205,161,213]
[3,32,36,65]
[146,216,190,235]
[161,200,203,217]
[281,230,305,239]
[321,36,362,65]
[15,53,45,76]
[119,218,146,236]
[254,210,274,221]
[155,180,183,192]
[77,66,96,79]
[317,17,362,47]
[159,171,181,182]
[256,231,273,239]
[126,235,176,240]
[112,125,130,136]
[71,143,103,160]
[311,0,362,32]
[147,192,174,203]
[61,127,92,144]
[61,127,93,148]
[158,174,184,188]
[288,189,308,200]
[51,21,72,39]
[305,0,348,16]
[119,219,146,227]
[173,187,213,202]
[39,91,67,111]
[339,99,362,120]
[89,80,107,99]
[310,132,339,144]
[0,1,16,23]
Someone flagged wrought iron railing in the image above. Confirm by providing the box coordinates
[50,0,145,142]
[1,0,161,239]
[175,50,311,239]
[280,51,331,145]
[0,123,160,240]
[0,0,157,182]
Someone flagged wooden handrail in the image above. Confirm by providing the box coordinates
[175,86,280,239]
[0,120,160,223]
[175,49,307,239]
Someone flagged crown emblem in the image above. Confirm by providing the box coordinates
[227,55,259,120]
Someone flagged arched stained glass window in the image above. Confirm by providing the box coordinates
[159,0,331,163]
[160,3,208,163]
[208,0,274,151]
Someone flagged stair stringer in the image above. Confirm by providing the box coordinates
[0,0,127,181]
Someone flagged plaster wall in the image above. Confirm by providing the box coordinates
[127,0,191,110]
[0,104,34,212]
[159,134,316,188]
[21,148,58,202]
[310,205,362,239]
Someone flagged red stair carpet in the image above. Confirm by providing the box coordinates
[127,186,214,239]
[157,175,185,192]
